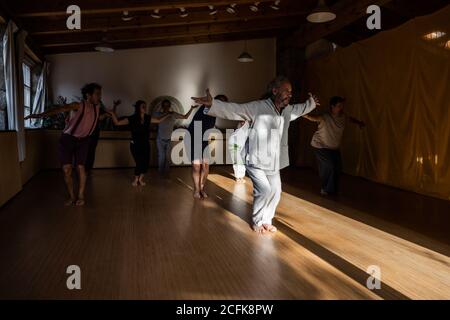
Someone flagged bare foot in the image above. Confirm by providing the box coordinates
[64,198,76,206]
[252,225,266,234]
[75,198,85,206]
[200,190,208,199]
[263,224,277,233]
[193,192,202,199]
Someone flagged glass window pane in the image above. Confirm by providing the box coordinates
[24,87,31,107]
[22,63,31,86]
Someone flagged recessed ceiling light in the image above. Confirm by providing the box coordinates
[227,4,237,14]
[250,2,260,12]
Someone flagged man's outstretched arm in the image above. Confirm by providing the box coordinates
[290,93,320,121]
[191,89,258,122]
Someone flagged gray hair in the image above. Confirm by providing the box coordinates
[263,76,290,99]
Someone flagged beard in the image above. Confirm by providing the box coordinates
[281,96,291,106]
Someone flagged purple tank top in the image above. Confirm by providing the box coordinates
[63,100,99,138]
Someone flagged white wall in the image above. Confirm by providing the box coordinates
[47,38,276,127]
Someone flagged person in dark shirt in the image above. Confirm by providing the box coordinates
[187,94,228,199]
[108,100,170,187]
[85,99,121,175]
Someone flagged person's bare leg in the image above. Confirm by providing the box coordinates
[63,165,75,206]
[76,165,87,206]
[192,162,202,199]
[200,161,209,198]
[138,174,146,186]
[132,176,139,187]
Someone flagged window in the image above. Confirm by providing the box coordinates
[423,31,446,40]
[23,63,32,128]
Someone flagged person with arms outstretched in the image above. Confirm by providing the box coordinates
[192,76,320,234]
[108,100,171,187]
[26,83,113,206]
[154,99,198,175]
[303,96,365,195]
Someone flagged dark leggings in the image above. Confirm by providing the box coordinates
[313,147,342,194]
[86,132,99,171]
[130,142,150,176]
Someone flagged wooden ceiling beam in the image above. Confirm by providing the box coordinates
[25,8,307,36]
[43,29,285,55]
[39,17,298,48]
[11,0,286,18]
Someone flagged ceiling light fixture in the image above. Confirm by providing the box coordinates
[227,4,237,14]
[270,1,281,10]
[121,11,134,22]
[208,5,218,15]
[250,2,260,12]
[179,7,189,18]
[95,36,114,53]
[151,9,162,19]
[423,31,446,40]
[237,41,254,63]
[307,0,336,23]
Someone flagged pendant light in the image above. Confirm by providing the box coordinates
[237,41,254,63]
[307,0,336,23]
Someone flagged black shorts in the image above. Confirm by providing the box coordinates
[58,134,91,166]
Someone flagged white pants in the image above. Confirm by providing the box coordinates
[245,166,282,227]
[233,164,246,179]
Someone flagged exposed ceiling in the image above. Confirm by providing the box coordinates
[0,0,448,56]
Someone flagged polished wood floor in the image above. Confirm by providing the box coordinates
[0,167,449,299]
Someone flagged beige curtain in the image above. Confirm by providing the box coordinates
[299,6,450,200]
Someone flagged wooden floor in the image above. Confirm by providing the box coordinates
[0,167,449,300]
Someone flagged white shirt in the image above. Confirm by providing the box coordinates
[207,97,316,173]
[311,112,346,150]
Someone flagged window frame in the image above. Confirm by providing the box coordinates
[22,61,32,128]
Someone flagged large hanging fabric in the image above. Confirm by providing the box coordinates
[3,20,28,162]
[300,5,450,200]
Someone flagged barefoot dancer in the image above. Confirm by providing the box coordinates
[154,99,198,175]
[25,83,107,206]
[192,77,320,234]
[303,96,365,195]
[188,94,227,199]
[108,100,170,187]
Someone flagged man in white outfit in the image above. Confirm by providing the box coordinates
[192,76,320,234]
